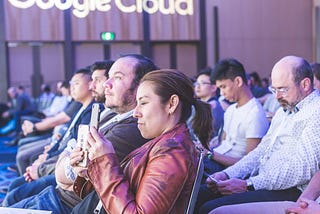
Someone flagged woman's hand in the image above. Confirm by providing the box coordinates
[286,198,320,214]
[86,127,115,161]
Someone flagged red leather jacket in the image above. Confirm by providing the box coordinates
[74,123,198,214]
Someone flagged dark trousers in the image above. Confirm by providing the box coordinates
[72,190,107,214]
[196,185,301,214]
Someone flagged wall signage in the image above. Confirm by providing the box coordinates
[8,0,194,18]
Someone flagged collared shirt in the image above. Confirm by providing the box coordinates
[224,90,320,191]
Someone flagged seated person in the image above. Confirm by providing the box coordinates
[196,56,320,213]
[2,68,96,206]
[0,86,36,135]
[193,67,224,145]
[210,171,320,214]
[203,59,269,175]
[35,83,55,113]
[41,81,71,118]
[69,69,213,213]
[311,63,320,91]
[4,55,156,213]
[263,92,281,120]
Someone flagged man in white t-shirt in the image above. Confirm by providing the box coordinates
[204,58,269,173]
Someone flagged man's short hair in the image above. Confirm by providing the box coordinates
[211,58,247,85]
[90,60,115,78]
[293,58,313,85]
[119,54,158,91]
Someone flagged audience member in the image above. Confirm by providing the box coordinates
[248,71,269,98]
[2,67,96,207]
[210,171,320,214]
[6,55,156,213]
[41,81,71,118]
[193,67,224,145]
[311,63,320,91]
[196,55,320,213]
[69,69,213,213]
[36,84,55,113]
[203,59,269,175]
[0,86,36,135]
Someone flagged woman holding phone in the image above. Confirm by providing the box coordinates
[70,69,213,213]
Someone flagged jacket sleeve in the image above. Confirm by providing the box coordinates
[88,143,193,214]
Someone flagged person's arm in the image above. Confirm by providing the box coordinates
[86,128,195,213]
[248,112,320,190]
[23,111,71,135]
[212,138,261,166]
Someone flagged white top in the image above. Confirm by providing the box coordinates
[215,98,269,158]
[224,90,320,192]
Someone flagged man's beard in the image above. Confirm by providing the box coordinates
[110,90,136,114]
[93,92,106,103]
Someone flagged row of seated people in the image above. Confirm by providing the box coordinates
[1,54,320,214]
[0,81,72,139]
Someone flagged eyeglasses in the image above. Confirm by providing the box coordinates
[193,82,212,87]
[268,86,290,96]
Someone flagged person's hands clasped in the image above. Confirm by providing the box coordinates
[215,178,247,195]
[206,171,229,193]
[286,198,320,214]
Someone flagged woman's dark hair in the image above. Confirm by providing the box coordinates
[140,69,213,149]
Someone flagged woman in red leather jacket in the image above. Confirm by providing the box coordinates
[71,69,213,213]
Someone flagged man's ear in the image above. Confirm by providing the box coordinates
[301,77,312,92]
[234,76,244,87]
[168,94,180,115]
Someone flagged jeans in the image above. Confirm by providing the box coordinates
[16,137,51,175]
[11,185,72,214]
[2,175,56,207]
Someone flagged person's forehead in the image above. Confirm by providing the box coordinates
[92,69,106,77]
[71,73,86,81]
[271,63,295,86]
[197,74,210,80]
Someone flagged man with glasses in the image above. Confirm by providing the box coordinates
[196,56,320,213]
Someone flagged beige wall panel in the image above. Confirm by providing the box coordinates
[110,43,141,59]
[40,43,65,85]
[150,1,200,40]
[152,44,171,68]
[206,0,313,79]
[8,44,33,93]
[74,43,104,69]
[5,2,64,41]
[72,1,143,41]
[176,44,197,77]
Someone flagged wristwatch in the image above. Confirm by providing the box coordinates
[207,151,214,160]
[246,179,255,191]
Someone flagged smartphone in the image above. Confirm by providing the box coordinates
[77,124,89,167]
[203,172,218,184]
[90,103,100,129]
[76,104,101,167]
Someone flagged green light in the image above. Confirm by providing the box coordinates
[100,32,115,41]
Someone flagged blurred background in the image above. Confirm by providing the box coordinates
[0,0,319,101]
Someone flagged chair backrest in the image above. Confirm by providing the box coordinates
[185,152,204,214]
